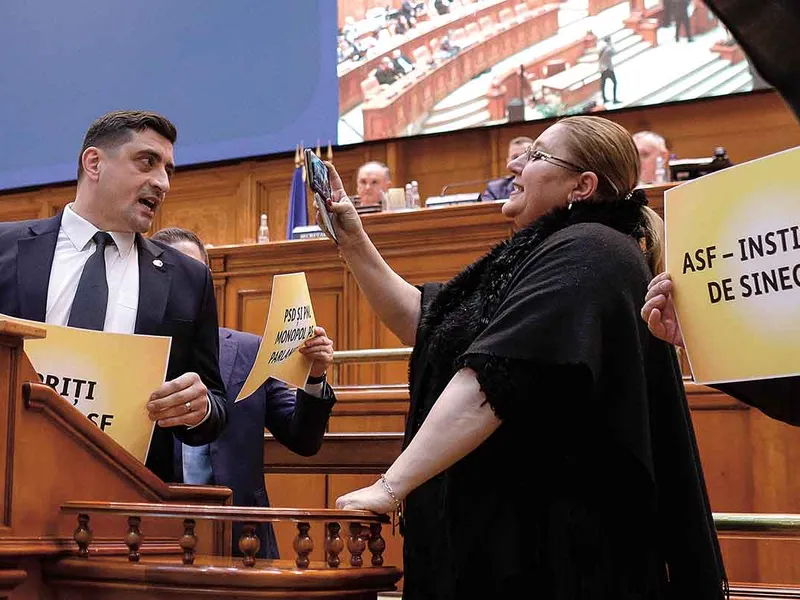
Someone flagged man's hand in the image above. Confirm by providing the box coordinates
[147,372,210,428]
[299,326,334,379]
[641,272,685,348]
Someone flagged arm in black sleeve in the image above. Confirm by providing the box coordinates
[177,267,228,445]
[714,378,800,426]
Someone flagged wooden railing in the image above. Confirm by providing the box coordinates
[284,345,800,591]
[61,501,392,571]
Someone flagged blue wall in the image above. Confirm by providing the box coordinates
[0,1,338,191]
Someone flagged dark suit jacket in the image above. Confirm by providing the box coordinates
[0,213,228,481]
[185,328,335,558]
[375,67,398,86]
[479,176,514,201]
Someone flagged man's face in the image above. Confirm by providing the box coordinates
[356,164,390,206]
[635,137,667,184]
[506,142,529,170]
[90,129,175,233]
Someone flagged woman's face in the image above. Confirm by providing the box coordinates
[503,124,580,229]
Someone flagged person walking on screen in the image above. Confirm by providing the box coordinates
[598,36,619,105]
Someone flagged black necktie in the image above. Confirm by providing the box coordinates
[67,231,114,331]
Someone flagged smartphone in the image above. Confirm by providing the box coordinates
[304,149,338,244]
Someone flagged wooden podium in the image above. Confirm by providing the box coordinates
[0,320,401,599]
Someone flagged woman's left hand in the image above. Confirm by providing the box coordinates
[335,480,396,514]
[298,326,334,378]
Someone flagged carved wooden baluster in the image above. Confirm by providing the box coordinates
[180,519,197,565]
[324,522,344,568]
[124,516,142,562]
[74,514,93,559]
[238,523,260,567]
[347,522,366,567]
[368,523,385,566]
[293,522,313,569]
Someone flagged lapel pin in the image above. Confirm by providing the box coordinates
[153,259,164,268]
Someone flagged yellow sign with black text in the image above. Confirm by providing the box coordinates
[3,314,171,463]
[665,146,800,384]
[236,272,316,401]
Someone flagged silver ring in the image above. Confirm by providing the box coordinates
[184,401,192,413]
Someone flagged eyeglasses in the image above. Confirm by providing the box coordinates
[523,146,621,197]
[523,146,587,173]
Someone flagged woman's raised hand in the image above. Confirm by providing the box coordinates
[319,161,366,247]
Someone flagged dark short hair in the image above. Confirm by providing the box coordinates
[150,227,208,265]
[78,110,177,180]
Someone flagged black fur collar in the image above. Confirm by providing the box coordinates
[419,200,648,373]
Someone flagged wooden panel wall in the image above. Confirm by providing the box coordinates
[1,90,798,246]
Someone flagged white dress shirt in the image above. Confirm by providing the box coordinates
[46,204,139,333]
[47,204,210,428]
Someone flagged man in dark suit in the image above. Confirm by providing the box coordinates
[479,136,533,201]
[390,49,414,77]
[151,228,336,558]
[375,57,399,86]
[0,110,228,482]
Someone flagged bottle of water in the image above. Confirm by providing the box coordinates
[654,156,667,184]
[257,213,270,243]
[410,180,420,207]
[405,183,413,208]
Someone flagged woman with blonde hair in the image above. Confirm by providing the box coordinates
[326,115,726,599]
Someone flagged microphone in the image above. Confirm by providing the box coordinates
[440,176,502,196]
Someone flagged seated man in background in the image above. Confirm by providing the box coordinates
[375,56,399,85]
[391,48,414,76]
[434,35,460,60]
[150,228,337,558]
[479,136,533,201]
[434,0,452,15]
[633,130,671,184]
[354,160,392,209]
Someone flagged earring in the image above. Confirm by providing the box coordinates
[567,194,574,210]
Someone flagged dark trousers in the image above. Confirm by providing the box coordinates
[674,7,692,40]
[600,69,618,102]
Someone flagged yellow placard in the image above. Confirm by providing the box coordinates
[236,272,316,401]
[665,146,800,384]
[2,314,171,463]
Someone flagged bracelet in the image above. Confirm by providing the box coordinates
[379,474,403,513]
[306,372,326,384]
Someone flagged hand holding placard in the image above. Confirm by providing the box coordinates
[665,146,800,384]
[236,273,317,401]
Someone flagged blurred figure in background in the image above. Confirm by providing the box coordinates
[355,160,392,208]
[480,136,534,200]
[598,35,619,104]
[633,131,671,184]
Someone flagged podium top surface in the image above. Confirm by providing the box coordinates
[0,317,46,340]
